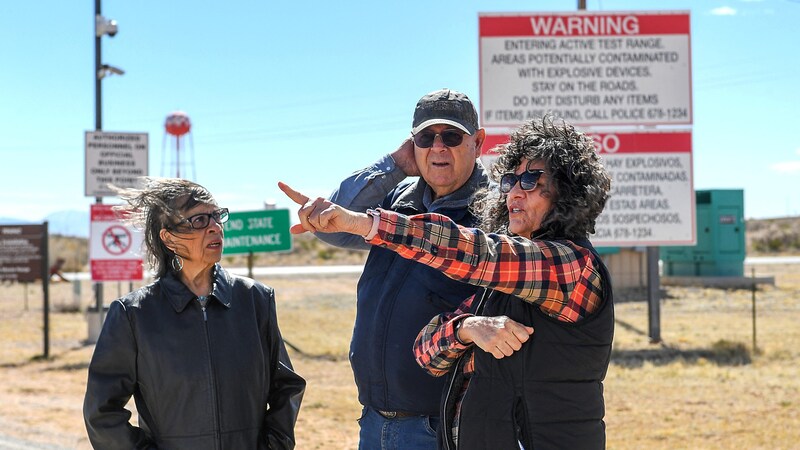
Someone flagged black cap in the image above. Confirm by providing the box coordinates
[412,89,479,135]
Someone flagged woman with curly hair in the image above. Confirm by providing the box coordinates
[281,114,613,450]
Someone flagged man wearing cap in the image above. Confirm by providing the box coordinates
[315,88,489,449]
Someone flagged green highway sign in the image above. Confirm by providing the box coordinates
[223,209,292,255]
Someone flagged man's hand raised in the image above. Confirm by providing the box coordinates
[278,182,373,236]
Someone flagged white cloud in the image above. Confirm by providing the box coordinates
[771,161,800,173]
[711,6,738,15]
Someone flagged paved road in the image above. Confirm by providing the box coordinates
[58,256,800,281]
[0,435,70,450]
[64,264,365,281]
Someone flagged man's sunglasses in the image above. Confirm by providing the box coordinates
[412,129,465,148]
[169,208,229,231]
[499,170,545,194]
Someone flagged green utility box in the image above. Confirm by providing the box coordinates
[661,189,745,277]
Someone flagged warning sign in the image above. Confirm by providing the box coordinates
[90,204,144,281]
[591,130,694,246]
[479,11,692,128]
[482,129,694,246]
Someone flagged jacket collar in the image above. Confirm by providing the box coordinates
[391,160,489,215]
[160,264,233,313]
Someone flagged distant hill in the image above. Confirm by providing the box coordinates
[0,210,89,237]
[747,216,800,255]
[0,217,32,225]
[44,210,89,237]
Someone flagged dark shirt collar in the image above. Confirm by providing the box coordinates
[160,264,233,313]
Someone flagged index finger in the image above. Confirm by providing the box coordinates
[278,181,310,205]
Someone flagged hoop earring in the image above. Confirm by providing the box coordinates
[171,254,184,272]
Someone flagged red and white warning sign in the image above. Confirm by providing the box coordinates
[479,10,692,128]
[481,129,694,247]
[90,204,144,281]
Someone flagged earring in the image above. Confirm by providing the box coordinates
[171,254,184,272]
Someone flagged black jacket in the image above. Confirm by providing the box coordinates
[84,265,305,450]
[440,240,614,450]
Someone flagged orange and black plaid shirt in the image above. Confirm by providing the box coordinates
[366,206,603,370]
[366,208,604,436]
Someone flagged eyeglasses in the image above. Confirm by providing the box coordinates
[499,170,545,194]
[169,208,229,231]
[412,129,465,148]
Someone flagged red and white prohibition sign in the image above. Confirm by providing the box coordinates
[101,225,132,255]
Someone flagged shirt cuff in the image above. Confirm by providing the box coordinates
[364,209,381,240]
[451,314,474,348]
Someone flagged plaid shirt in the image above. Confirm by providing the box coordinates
[367,208,604,442]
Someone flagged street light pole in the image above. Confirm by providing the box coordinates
[93,0,104,322]
[95,0,102,132]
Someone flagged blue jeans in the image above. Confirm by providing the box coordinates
[357,406,439,450]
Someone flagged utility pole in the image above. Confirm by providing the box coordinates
[94,0,103,323]
[93,0,121,331]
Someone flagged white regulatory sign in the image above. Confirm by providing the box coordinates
[483,130,695,247]
[85,131,149,197]
[479,11,692,128]
[591,130,695,246]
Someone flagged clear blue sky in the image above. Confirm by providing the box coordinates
[1,0,798,224]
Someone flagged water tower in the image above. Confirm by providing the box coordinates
[162,111,196,179]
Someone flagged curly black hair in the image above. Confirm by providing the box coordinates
[472,115,611,239]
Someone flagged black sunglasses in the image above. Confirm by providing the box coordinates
[412,129,465,148]
[500,170,545,194]
[169,208,229,231]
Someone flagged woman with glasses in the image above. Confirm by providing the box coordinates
[281,115,613,450]
[84,178,305,450]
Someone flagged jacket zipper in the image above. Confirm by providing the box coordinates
[200,303,222,450]
[443,288,490,450]
[442,355,464,450]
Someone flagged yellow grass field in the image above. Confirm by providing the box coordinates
[0,261,798,449]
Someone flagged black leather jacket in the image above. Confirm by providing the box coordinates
[84,265,305,450]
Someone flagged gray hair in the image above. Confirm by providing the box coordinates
[112,177,217,278]
[472,115,611,239]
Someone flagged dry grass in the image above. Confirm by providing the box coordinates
[0,263,798,449]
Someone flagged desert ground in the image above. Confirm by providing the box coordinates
[0,260,798,449]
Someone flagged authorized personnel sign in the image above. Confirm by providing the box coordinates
[90,204,144,281]
[479,11,691,128]
[591,130,694,246]
[0,224,46,282]
[223,209,292,255]
[85,131,149,197]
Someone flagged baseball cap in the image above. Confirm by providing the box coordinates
[412,89,479,136]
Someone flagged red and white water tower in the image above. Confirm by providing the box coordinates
[162,111,196,179]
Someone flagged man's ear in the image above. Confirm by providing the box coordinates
[472,128,486,159]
